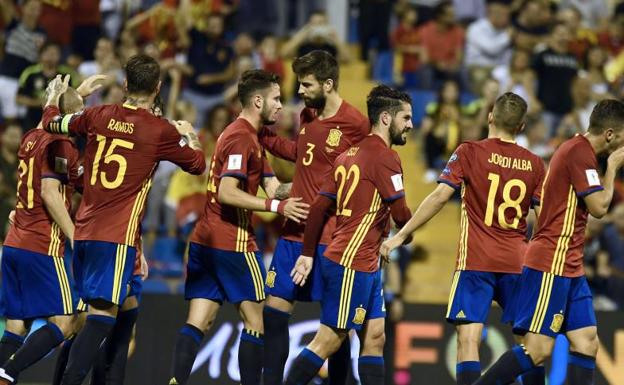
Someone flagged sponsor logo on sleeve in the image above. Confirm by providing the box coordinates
[227,154,243,170]
[585,169,601,186]
[391,174,404,192]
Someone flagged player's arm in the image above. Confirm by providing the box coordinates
[381,183,455,258]
[41,178,75,247]
[262,176,292,200]
[258,127,297,162]
[583,147,624,218]
[291,193,335,286]
[158,120,206,175]
[218,176,307,222]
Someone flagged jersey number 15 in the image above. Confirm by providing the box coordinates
[91,135,134,189]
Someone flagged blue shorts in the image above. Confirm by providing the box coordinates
[446,270,519,324]
[73,240,136,306]
[185,243,266,303]
[265,238,326,302]
[127,274,143,303]
[320,256,385,331]
[511,267,596,338]
[1,246,80,319]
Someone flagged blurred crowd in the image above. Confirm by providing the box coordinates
[0,0,623,310]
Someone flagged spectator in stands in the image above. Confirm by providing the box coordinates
[0,0,45,123]
[77,37,122,106]
[517,116,554,160]
[280,10,351,62]
[598,14,624,57]
[392,6,427,88]
[532,22,579,136]
[259,35,285,84]
[556,76,594,140]
[560,0,609,30]
[421,79,462,182]
[417,1,465,90]
[178,12,236,128]
[558,6,598,62]
[492,49,541,116]
[0,124,21,240]
[358,0,392,61]
[16,42,79,130]
[124,2,180,59]
[102,82,125,105]
[598,203,624,309]
[583,45,613,100]
[464,0,512,95]
[71,0,101,60]
[511,0,551,52]
[463,77,499,141]
[453,0,486,26]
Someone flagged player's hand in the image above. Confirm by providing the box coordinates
[380,234,405,263]
[8,210,15,225]
[174,120,194,136]
[607,146,624,170]
[291,255,313,286]
[46,74,70,102]
[281,197,309,223]
[140,251,149,281]
[76,74,107,97]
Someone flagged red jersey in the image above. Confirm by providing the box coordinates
[525,135,603,277]
[4,128,80,257]
[392,24,421,72]
[260,101,369,244]
[439,138,546,274]
[42,104,206,248]
[190,118,274,252]
[322,135,405,272]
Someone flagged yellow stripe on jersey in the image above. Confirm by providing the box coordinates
[112,244,128,304]
[550,186,577,275]
[529,271,554,333]
[457,185,469,270]
[53,256,72,314]
[538,168,551,214]
[125,179,153,245]
[445,271,461,318]
[337,268,355,329]
[338,190,382,268]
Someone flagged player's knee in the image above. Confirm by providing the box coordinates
[310,330,346,357]
[525,343,552,366]
[457,330,481,353]
[52,316,75,338]
[362,329,385,356]
[570,331,599,357]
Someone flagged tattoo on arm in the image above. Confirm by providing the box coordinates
[185,132,202,150]
[275,182,292,200]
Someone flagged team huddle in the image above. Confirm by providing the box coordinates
[1,47,623,385]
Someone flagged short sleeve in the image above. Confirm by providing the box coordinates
[262,151,275,178]
[569,144,604,197]
[374,152,405,202]
[437,144,468,190]
[218,134,254,180]
[42,140,78,184]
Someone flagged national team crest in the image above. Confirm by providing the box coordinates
[326,128,342,147]
[353,306,366,325]
[550,313,564,333]
[266,271,276,288]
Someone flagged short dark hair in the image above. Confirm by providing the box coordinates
[237,69,280,107]
[366,85,412,125]
[59,87,83,114]
[492,92,527,133]
[39,41,60,56]
[588,99,624,134]
[292,50,339,89]
[124,54,161,95]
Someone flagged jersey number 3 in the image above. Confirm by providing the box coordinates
[335,165,360,217]
[485,172,526,229]
[91,135,134,189]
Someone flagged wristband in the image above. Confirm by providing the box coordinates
[265,199,281,213]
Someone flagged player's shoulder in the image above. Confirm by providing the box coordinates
[336,101,368,128]
[553,135,593,162]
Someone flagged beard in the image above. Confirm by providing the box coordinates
[260,103,278,125]
[390,121,407,145]
[302,92,326,109]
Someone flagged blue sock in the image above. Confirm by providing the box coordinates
[519,365,545,385]
[567,351,595,385]
[358,356,384,385]
[474,345,536,385]
[456,361,480,385]
[284,348,325,385]
[0,331,25,365]
[239,328,264,385]
[262,306,290,385]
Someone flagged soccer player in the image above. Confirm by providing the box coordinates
[260,49,370,385]
[0,76,104,384]
[40,54,206,385]
[381,92,546,385]
[168,70,308,385]
[474,99,624,385]
[286,85,413,385]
